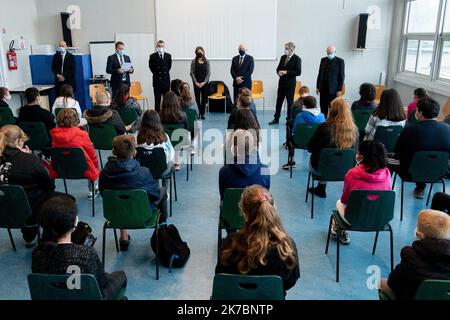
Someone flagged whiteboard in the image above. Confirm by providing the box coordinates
[155,0,278,60]
[89,41,115,79]
[116,33,155,108]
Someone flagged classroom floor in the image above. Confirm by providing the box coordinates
[0,110,447,300]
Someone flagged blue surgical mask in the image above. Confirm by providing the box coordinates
[327,53,335,60]
[58,47,66,54]
[118,50,124,56]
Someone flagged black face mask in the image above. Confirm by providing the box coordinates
[239,50,246,56]
[196,52,203,59]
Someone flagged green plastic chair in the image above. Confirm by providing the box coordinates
[218,189,245,259]
[289,123,320,179]
[0,108,16,127]
[325,190,395,282]
[88,123,117,169]
[414,280,450,300]
[211,274,285,300]
[117,108,138,126]
[0,185,38,251]
[102,189,161,280]
[373,126,404,154]
[135,147,177,217]
[51,148,96,217]
[184,108,198,137]
[163,123,192,181]
[306,148,356,219]
[393,151,448,221]
[353,110,373,132]
[408,110,419,125]
[19,122,50,152]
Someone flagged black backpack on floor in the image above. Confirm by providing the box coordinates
[151,224,190,270]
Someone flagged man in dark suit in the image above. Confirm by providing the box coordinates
[51,41,76,97]
[230,44,255,103]
[269,42,302,125]
[316,46,345,117]
[149,40,172,112]
[107,41,134,99]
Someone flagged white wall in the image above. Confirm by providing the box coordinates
[33,0,394,110]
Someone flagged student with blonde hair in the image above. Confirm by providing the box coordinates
[380,209,450,300]
[216,185,300,292]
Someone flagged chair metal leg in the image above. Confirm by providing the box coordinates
[310,179,315,219]
[325,215,333,254]
[186,151,189,182]
[7,228,16,252]
[443,178,446,193]
[173,171,178,202]
[336,225,340,282]
[290,161,293,179]
[113,229,119,253]
[99,151,104,170]
[91,181,95,217]
[400,181,404,221]
[102,224,107,267]
[426,183,434,206]
[169,177,173,218]
[191,154,193,172]
[392,173,397,190]
[63,179,68,194]
[389,224,394,271]
[372,232,379,255]
[217,223,222,263]
[155,227,160,280]
[305,173,311,203]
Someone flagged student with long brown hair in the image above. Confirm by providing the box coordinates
[179,82,199,116]
[190,46,211,119]
[216,185,300,292]
[307,97,358,198]
[159,91,188,129]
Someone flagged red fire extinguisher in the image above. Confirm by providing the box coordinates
[7,41,18,71]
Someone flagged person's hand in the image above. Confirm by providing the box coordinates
[20,145,31,154]
[125,123,134,132]
[200,82,206,88]
[278,70,287,77]
[336,91,342,97]
[195,82,201,88]
[57,74,64,82]
[316,89,320,95]
[129,67,134,74]
[236,77,243,85]
[118,68,124,74]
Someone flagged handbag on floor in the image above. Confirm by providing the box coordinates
[151,224,190,271]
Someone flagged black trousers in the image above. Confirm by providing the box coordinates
[274,86,296,121]
[194,83,208,116]
[154,86,170,112]
[431,192,450,213]
[320,90,337,118]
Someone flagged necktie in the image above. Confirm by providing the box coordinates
[239,57,243,67]
[120,56,126,81]
[285,56,290,67]
[120,55,124,66]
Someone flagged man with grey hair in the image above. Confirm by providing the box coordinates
[269,42,302,125]
[316,46,345,117]
[231,44,254,103]
[51,40,76,96]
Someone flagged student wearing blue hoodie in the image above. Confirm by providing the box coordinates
[99,135,168,251]
[219,129,270,200]
[283,96,325,170]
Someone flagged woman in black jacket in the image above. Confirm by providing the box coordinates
[216,185,300,293]
[190,47,211,120]
[32,195,127,300]
[0,125,62,246]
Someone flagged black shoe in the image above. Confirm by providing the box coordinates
[25,239,37,249]
[282,142,289,150]
[200,115,206,120]
[119,235,131,252]
[282,161,296,170]
[269,119,279,125]
[308,187,327,198]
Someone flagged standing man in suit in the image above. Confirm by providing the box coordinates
[107,41,134,99]
[51,41,76,97]
[230,44,255,103]
[269,42,302,125]
[149,40,172,112]
[316,46,345,117]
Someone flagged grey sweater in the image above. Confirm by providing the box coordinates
[190,59,211,84]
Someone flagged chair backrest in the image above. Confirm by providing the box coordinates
[375,85,385,102]
[438,98,450,121]
[0,108,16,127]
[28,273,103,300]
[211,274,285,300]
[414,279,450,300]
[317,149,356,182]
[51,148,88,180]
[373,126,404,153]
[293,123,320,149]
[408,110,419,125]
[293,81,303,101]
[102,189,160,229]
[135,147,168,179]
[89,84,105,104]
[88,123,117,150]
[409,151,449,183]
[0,185,32,229]
[130,81,143,97]
[252,80,263,94]
[19,122,50,151]
[341,83,346,96]
[163,123,188,148]
[117,108,138,126]
[184,108,197,134]
[345,190,395,231]
[353,109,372,131]
[221,188,245,230]
[217,83,225,96]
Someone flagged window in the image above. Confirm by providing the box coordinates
[401,0,450,81]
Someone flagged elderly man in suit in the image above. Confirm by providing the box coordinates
[52,41,76,97]
[230,44,255,104]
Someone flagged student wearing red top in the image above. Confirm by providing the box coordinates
[332,141,392,244]
[406,88,427,120]
[49,108,100,200]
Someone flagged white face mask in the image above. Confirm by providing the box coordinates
[285,49,291,56]
[4,95,11,102]
[157,47,165,54]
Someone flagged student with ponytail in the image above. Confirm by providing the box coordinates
[216,185,300,292]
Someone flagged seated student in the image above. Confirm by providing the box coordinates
[171,79,183,97]
[227,89,259,130]
[220,129,269,200]
[307,98,359,198]
[284,86,311,148]
[99,135,168,251]
[159,91,188,129]
[283,96,325,170]
[0,87,11,108]
[49,108,100,201]
[216,185,300,293]
[431,192,450,214]
[332,141,391,244]
[407,88,427,120]
[225,108,261,156]
[83,91,128,135]
[18,87,56,135]
[392,96,450,199]
[52,84,87,126]
[32,195,127,300]
[111,84,143,117]
[351,83,378,112]
[364,89,407,141]
[0,125,62,247]
[179,82,199,117]
[379,209,450,300]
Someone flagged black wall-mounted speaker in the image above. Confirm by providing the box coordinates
[356,13,369,49]
[60,12,73,47]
